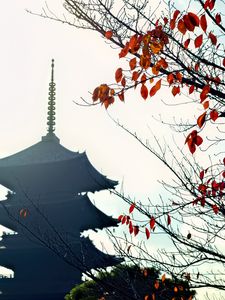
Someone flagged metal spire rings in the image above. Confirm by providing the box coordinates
[47,59,56,134]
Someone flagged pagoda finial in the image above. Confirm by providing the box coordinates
[47,59,56,134]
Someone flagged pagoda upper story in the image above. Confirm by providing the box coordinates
[0,60,117,197]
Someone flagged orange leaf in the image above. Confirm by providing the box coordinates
[210,109,218,121]
[140,55,151,69]
[200,14,207,32]
[132,71,140,81]
[141,73,147,83]
[150,217,155,229]
[145,227,150,239]
[200,85,210,102]
[129,57,137,70]
[197,112,206,128]
[177,19,187,34]
[115,68,123,83]
[203,100,209,109]
[118,90,124,101]
[121,76,126,87]
[105,31,113,39]
[150,42,163,54]
[154,280,159,290]
[167,73,174,85]
[92,87,100,102]
[150,79,161,97]
[184,38,190,48]
[174,286,178,292]
[172,86,180,96]
[195,34,203,48]
[129,34,138,50]
[129,203,135,214]
[209,31,217,45]
[119,42,129,58]
[141,84,148,100]
[161,274,166,283]
[176,72,183,83]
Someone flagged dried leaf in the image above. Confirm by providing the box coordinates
[115,68,123,83]
[105,31,113,39]
[197,111,206,128]
[200,14,207,32]
[145,227,150,239]
[195,34,203,48]
[141,84,148,100]
[210,109,218,121]
[129,203,135,214]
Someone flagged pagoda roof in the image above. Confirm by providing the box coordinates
[0,134,117,193]
[0,134,78,167]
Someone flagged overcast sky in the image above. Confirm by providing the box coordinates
[0,2,222,298]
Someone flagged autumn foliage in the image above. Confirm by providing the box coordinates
[92,0,224,156]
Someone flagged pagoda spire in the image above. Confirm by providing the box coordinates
[47,59,56,134]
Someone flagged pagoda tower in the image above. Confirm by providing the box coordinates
[0,60,119,300]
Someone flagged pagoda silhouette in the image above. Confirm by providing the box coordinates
[0,60,119,300]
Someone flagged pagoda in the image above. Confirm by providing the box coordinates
[0,60,119,300]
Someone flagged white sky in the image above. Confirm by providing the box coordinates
[0,1,223,299]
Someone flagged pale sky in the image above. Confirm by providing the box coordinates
[0,2,223,299]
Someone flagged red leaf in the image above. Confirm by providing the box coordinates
[150,79,161,97]
[129,222,133,234]
[121,76,126,87]
[132,71,140,81]
[195,62,200,72]
[129,57,137,70]
[200,85,210,102]
[145,227,150,239]
[172,86,180,96]
[129,35,138,50]
[105,31,113,39]
[121,215,127,224]
[141,84,148,100]
[195,34,203,48]
[209,32,217,45]
[177,19,187,35]
[119,42,129,58]
[170,19,176,30]
[197,112,206,128]
[150,217,155,229]
[167,214,171,225]
[223,58,225,67]
[208,0,215,10]
[184,38,190,49]
[223,157,225,165]
[200,170,205,180]
[173,10,180,21]
[167,73,174,85]
[189,85,195,94]
[215,13,221,24]
[115,68,123,83]
[129,203,135,214]
[212,204,219,214]
[118,91,124,101]
[196,135,203,146]
[183,15,195,31]
[133,225,139,236]
[210,109,218,121]
[188,12,200,27]
[200,15,207,32]
[141,73,147,83]
[118,214,123,222]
